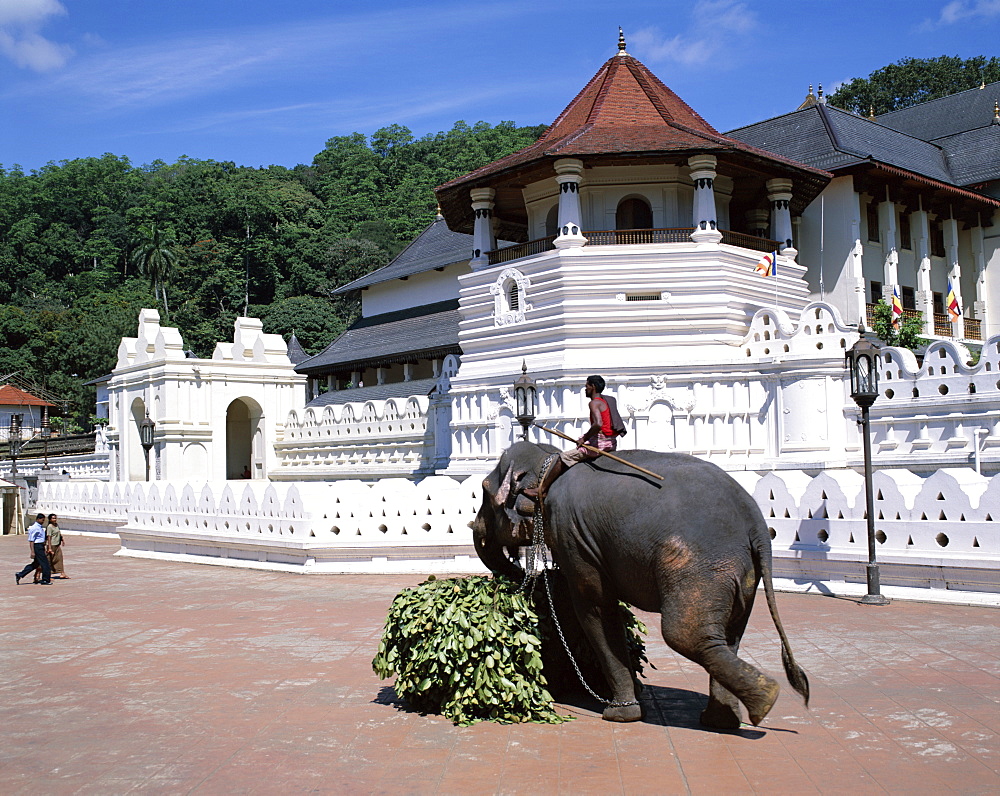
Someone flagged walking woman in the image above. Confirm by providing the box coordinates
[47,513,68,579]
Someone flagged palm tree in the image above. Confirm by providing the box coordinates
[130,223,181,321]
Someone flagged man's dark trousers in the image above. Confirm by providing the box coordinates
[17,542,51,583]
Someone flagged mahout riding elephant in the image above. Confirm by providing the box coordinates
[471,441,809,727]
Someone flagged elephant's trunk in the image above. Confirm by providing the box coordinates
[473,517,523,582]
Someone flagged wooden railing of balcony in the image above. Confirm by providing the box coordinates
[585,227,695,245]
[719,230,783,254]
[865,303,982,341]
[487,236,556,266]
[486,228,782,265]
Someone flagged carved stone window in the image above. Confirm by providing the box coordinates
[491,267,531,326]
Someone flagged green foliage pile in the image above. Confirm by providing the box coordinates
[829,55,1000,115]
[0,120,544,427]
[373,573,648,726]
[373,574,569,726]
[869,299,927,351]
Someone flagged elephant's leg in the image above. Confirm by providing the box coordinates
[702,674,743,729]
[660,594,779,727]
[700,593,754,729]
[565,576,644,723]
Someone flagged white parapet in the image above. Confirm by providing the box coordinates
[272,396,436,480]
[37,466,1000,601]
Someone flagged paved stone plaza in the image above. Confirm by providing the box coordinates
[1,534,998,795]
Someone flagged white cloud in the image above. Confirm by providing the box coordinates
[630,0,758,67]
[922,0,1000,28]
[0,0,71,71]
[28,5,524,111]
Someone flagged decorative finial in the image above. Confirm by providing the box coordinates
[808,84,813,96]
[435,205,444,221]
[817,83,826,104]
[618,27,627,55]
[981,78,987,89]
[868,105,876,121]
[993,100,1000,125]
[521,359,528,375]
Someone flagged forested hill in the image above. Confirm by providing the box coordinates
[0,120,546,429]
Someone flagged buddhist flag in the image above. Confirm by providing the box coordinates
[754,250,778,277]
[891,285,903,330]
[947,278,961,321]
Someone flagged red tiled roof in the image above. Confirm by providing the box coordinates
[0,384,55,407]
[436,53,831,237]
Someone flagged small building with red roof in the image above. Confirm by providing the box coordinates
[0,384,55,443]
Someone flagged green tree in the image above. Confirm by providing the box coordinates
[829,55,1000,115]
[129,223,181,320]
[870,300,927,350]
[260,296,347,354]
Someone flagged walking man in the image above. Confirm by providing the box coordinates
[16,514,52,585]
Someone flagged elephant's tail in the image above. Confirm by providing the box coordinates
[757,543,810,708]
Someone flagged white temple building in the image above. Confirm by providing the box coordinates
[12,36,1000,603]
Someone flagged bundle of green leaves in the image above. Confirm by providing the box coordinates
[372,573,647,726]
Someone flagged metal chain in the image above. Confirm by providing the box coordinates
[541,570,639,708]
[520,454,638,708]
[521,454,556,596]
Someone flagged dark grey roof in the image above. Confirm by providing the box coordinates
[285,334,309,365]
[877,82,1000,141]
[936,126,1000,187]
[295,299,461,374]
[305,378,438,407]
[727,104,954,183]
[82,374,112,386]
[334,216,516,293]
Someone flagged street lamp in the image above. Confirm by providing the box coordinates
[513,361,537,440]
[845,324,890,606]
[140,411,155,482]
[8,413,22,477]
[40,406,51,471]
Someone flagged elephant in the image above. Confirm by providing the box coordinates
[471,441,809,728]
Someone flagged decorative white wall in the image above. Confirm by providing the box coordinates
[37,465,999,598]
[106,310,305,483]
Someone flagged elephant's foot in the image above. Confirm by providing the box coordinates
[744,677,781,726]
[700,699,742,729]
[602,702,644,723]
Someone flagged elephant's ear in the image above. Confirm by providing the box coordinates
[493,464,514,505]
[482,462,504,506]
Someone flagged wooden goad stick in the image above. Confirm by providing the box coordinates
[535,426,664,481]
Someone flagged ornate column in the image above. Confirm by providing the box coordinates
[850,212,866,325]
[745,209,770,240]
[689,155,722,244]
[944,217,965,339]
[470,187,496,268]
[913,208,934,336]
[879,195,898,288]
[972,220,988,334]
[553,158,587,249]
[766,178,796,258]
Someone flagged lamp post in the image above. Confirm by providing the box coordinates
[140,412,155,482]
[513,361,537,440]
[8,413,22,477]
[41,406,51,471]
[845,324,890,606]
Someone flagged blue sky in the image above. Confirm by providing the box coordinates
[2,0,999,173]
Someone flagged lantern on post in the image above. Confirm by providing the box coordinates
[140,411,155,482]
[513,361,537,440]
[40,405,51,471]
[845,324,890,606]
[8,413,22,477]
